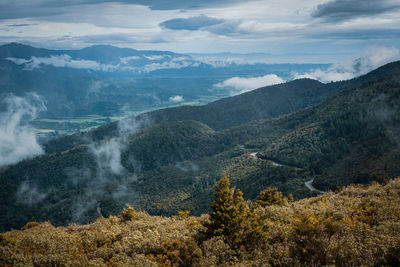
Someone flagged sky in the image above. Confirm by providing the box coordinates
[0,0,399,62]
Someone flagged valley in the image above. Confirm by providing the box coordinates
[0,60,399,232]
[0,43,327,142]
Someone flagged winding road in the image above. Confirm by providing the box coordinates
[305,179,325,193]
[248,150,324,194]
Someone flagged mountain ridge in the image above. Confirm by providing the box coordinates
[0,60,399,232]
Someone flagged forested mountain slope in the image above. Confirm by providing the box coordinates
[43,61,400,154]
[0,61,399,232]
[145,60,400,130]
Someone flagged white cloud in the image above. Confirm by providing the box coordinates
[6,54,198,73]
[143,55,170,60]
[294,46,400,83]
[0,93,46,167]
[7,55,119,71]
[120,55,141,64]
[169,95,184,102]
[139,60,193,72]
[90,138,125,175]
[215,74,285,95]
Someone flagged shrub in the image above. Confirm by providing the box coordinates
[22,221,41,230]
[119,205,139,222]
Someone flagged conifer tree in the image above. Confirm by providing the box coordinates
[205,176,269,251]
[206,175,234,237]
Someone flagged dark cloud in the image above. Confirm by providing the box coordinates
[312,0,400,22]
[160,15,225,31]
[7,23,38,27]
[130,0,243,10]
[0,0,243,20]
[159,16,247,36]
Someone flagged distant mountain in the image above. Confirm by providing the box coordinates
[0,59,399,232]
[146,79,326,130]
[145,60,400,130]
[0,43,326,119]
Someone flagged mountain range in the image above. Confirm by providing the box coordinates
[0,43,326,118]
[0,59,399,232]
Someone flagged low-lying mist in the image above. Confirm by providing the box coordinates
[0,93,46,168]
[68,115,151,221]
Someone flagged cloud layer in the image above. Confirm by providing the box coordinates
[0,93,46,167]
[7,55,118,71]
[6,54,198,73]
[215,74,285,95]
[294,46,400,83]
[0,0,244,19]
[0,0,399,63]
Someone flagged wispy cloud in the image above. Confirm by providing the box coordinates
[69,115,151,221]
[0,93,46,167]
[6,53,200,73]
[16,181,47,206]
[215,74,285,95]
[294,46,400,83]
[6,55,119,71]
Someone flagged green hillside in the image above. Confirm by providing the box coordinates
[145,61,400,130]
[0,61,400,232]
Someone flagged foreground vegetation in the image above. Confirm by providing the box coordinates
[1,176,400,266]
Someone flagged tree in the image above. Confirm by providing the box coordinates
[205,176,235,238]
[204,176,269,251]
[253,187,284,208]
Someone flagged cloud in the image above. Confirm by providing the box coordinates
[143,55,170,60]
[308,29,400,40]
[169,95,184,102]
[68,115,151,220]
[6,53,197,73]
[7,23,38,27]
[6,55,119,71]
[175,161,199,172]
[160,15,225,31]
[0,0,245,20]
[119,55,141,64]
[0,93,46,168]
[215,74,285,95]
[90,138,125,176]
[137,60,195,73]
[16,181,47,206]
[312,0,400,22]
[294,46,400,83]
